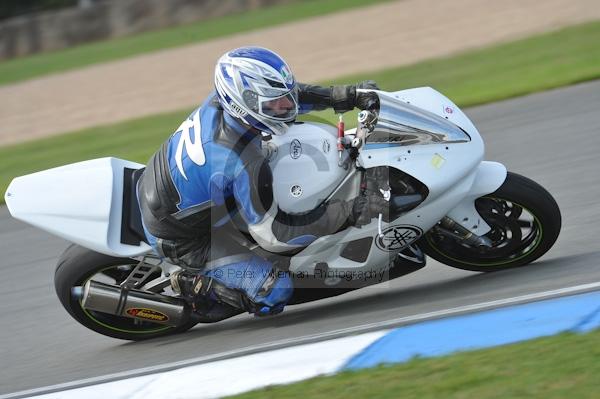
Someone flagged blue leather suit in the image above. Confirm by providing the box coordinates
[138,85,361,313]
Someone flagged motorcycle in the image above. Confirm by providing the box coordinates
[4,87,561,340]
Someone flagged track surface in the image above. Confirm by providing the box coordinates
[1,81,599,394]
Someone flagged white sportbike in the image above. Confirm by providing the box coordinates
[5,88,561,340]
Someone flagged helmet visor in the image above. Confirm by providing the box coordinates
[259,91,298,121]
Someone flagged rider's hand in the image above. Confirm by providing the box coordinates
[351,195,371,227]
[368,194,390,220]
[331,81,380,113]
[357,80,379,90]
[356,80,380,111]
[351,194,389,227]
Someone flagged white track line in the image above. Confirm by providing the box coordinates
[3,281,600,399]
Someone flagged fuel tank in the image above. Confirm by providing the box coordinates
[267,122,350,213]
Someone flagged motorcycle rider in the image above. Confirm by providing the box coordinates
[137,46,388,318]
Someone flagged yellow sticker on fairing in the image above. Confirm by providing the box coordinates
[431,154,446,169]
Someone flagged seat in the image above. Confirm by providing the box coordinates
[121,167,148,245]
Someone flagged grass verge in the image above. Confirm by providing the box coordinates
[0,0,392,86]
[327,20,600,107]
[2,21,600,203]
[1,109,188,198]
[227,329,600,399]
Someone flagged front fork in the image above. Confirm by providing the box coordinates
[432,216,493,247]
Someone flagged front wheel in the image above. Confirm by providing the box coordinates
[420,172,561,272]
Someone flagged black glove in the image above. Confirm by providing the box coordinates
[351,195,370,227]
[350,194,390,227]
[356,80,380,111]
[330,80,380,113]
[357,80,379,90]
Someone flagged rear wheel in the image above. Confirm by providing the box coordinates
[420,172,561,272]
[55,244,198,340]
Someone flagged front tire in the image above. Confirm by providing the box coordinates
[55,244,198,340]
[420,172,561,272]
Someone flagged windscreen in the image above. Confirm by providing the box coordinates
[366,92,471,145]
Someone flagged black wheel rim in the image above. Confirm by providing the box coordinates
[426,196,544,267]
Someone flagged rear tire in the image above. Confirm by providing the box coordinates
[420,172,561,272]
[55,244,197,340]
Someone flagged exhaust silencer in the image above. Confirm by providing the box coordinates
[78,280,189,327]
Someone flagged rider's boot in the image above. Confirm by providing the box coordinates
[171,268,289,317]
[169,270,238,321]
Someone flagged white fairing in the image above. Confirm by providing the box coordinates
[288,87,506,276]
[268,122,349,213]
[3,87,508,284]
[4,157,151,257]
[445,161,507,235]
[386,87,507,234]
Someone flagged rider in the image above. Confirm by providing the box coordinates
[137,46,387,318]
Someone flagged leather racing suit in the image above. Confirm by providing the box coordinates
[137,82,376,315]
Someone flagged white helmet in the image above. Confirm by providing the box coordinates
[214,47,298,136]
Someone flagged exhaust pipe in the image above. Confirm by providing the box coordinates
[74,280,190,327]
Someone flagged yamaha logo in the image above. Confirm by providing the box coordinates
[375,225,423,252]
[290,185,303,197]
[290,139,302,159]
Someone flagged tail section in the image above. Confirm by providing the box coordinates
[5,157,151,257]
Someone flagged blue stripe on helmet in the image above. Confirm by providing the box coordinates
[228,47,286,73]
[220,64,231,80]
[238,71,257,89]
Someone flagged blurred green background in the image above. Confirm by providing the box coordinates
[0,0,394,85]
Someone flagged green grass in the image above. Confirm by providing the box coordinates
[1,109,188,195]
[299,20,600,125]
[0,0,392,86]
[338,21,600,106]
[227,329,600,399]
[327,19,600,107]
[2,21,600,203]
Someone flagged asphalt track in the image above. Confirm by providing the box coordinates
[1,80,599,395]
